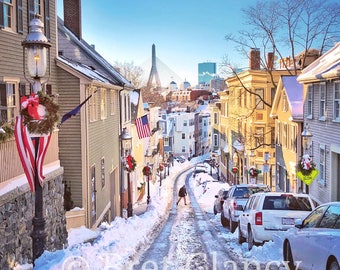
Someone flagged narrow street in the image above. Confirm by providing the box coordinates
[131,169,236,270]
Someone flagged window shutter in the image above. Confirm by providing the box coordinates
[0,2,4,29]
[45,84,52,95]
[27,0,34,24]
[44,0,50,39]
[17,0,24,33]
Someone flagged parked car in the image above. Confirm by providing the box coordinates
[193,163,208,177]
[213,188,230,215]
[238,192,315,250]
[221,184,271,233]
[174,156,186,163]
[283,202,340,270]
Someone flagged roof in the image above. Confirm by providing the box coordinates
[298,42,340,82]
[57,55,115,84]
[270,76,303,121]
[282,76,304,120]
[57,17,134,88]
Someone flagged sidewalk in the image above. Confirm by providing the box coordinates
[133,202,148,216]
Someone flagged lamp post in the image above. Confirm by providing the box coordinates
[301,125,312,193]
[22,17,51,263]
[301,125,313,155]
[121,128,133,217]
[145,150,152,204]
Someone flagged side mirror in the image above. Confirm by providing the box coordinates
[294,218,303,229]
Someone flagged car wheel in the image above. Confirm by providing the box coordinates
[328,260,340,270]
[213,205,217,215]
[238,222,246,244]
[229,217,237,233]
[221,211,229,227]
[283,240,294,270]
[247,227,254,251]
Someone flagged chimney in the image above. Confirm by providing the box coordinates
[267,52,274,70]
[249,48,260,70]
[63,0,82,39]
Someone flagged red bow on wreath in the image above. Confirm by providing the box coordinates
[126,155,133,170]
[21,94,46,120]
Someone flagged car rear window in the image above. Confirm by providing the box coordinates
[233,186,269,198]
[262,195,313,211]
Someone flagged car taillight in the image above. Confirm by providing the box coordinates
[255,212,262,225]
[233,201,237,210]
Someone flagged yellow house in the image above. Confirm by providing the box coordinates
[223,67,292,187]
[270,76,304,193]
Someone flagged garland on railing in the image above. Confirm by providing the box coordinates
[20,91,59,135]
[0,123,14,143]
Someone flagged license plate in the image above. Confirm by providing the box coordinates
[282,218,294,225]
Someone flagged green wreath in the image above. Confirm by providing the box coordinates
[21,91,60,135]
[125,155,137,172]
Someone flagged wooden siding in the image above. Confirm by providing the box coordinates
[57,68,83,207]
[87,87,121,219]
[304,80,340,203]
[0,1,60,185]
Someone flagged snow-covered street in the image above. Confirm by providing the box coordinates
[15,157,288,270]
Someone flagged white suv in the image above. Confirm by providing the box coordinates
[238,192,315,250]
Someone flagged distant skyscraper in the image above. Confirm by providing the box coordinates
[198,62,216,85]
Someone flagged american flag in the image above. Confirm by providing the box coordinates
[135,115,151,139]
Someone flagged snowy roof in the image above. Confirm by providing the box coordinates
[298,42,340,82]
[282,76,304,120]
[57,55,116,84]
[270,75,304,121]
[57,17,134,88]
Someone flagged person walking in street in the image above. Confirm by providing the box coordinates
[177,185,187,205]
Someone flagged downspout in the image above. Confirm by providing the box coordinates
[119,85,125,217]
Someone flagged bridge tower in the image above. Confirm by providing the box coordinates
[146,44,162,89]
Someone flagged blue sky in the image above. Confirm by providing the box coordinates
[57,0,257,85]
[56,0,264,85]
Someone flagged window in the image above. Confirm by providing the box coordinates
[307,84,313,118]
[254,127,264,148]
[214,112,218,124]
[164,137,169,146]
[318,146,326,186]
[255,88,264,109]
[91,165,96,225]
[334,81,340,121]
[101,158,105,188]
[0,0,24,33]
[282,92,288,112]
[43,0,50,39]
[28,0,41,23]
[1,0,13,29]
[0,82,17,124]
[319,83,326,120]
[182,133,185,139]
[110,90,116,115]
[89,88,98,122]
[100,88,107,120]
[181,146,185,152]
[213,133,218,147]
[183,120,187,126]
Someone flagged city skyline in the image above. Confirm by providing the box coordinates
[56,0,255,86]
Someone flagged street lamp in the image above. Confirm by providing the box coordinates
[22,16,51,94]
[22,17,51,263]
[121,128,133,217]
[145,150,152,204]
[301,124,313,154]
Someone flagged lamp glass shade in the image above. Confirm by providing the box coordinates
[27,45,47,77]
